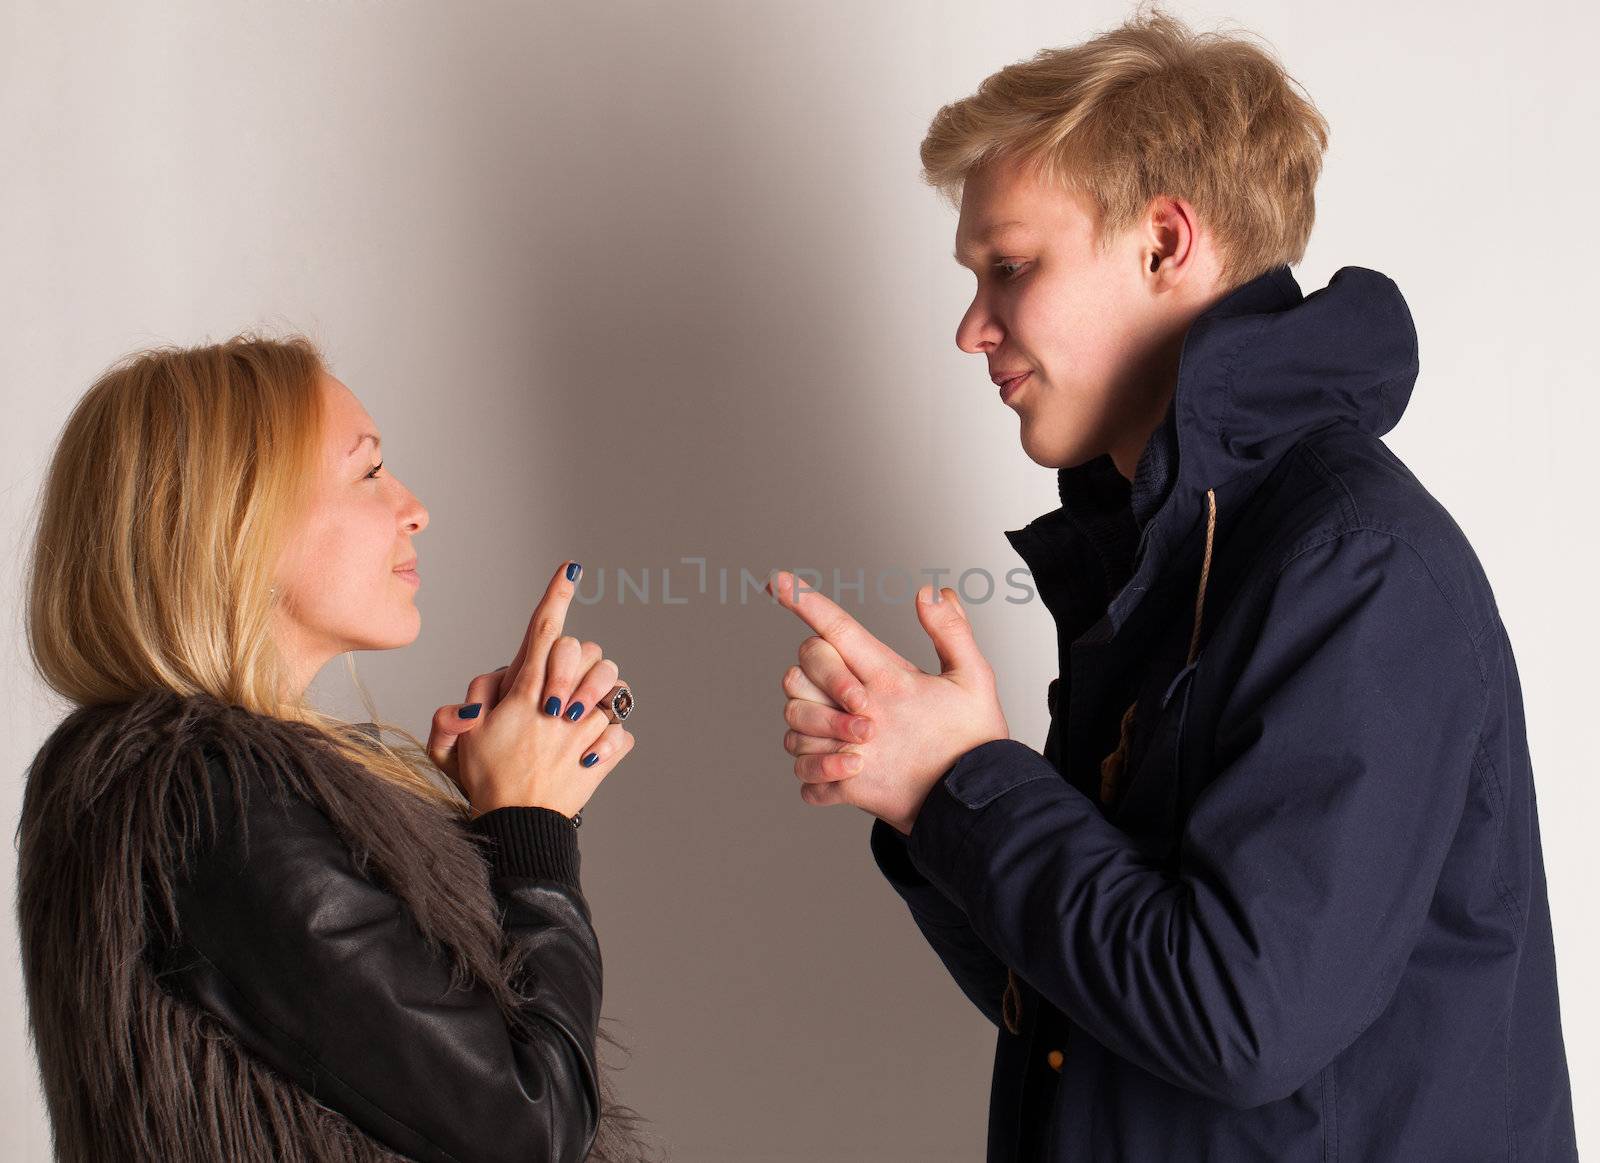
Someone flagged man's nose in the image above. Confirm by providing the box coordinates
[956,296,1002,354]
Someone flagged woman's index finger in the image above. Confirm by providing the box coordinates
[510,561,582,694]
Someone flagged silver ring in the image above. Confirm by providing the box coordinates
[600,683,633,724]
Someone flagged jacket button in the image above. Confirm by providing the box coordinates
[1046,1049,1064,1072]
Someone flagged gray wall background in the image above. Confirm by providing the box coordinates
[3,1,1594,1158]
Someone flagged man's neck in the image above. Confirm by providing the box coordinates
[1110,380,1177,482]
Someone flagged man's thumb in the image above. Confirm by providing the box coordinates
[915,585,976,674]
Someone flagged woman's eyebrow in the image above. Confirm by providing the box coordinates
[346,433,382,457]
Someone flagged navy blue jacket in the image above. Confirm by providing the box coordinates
[872,264,1578,1160]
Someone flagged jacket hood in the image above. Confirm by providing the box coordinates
[1007,263,1421,643]
[1160,262,1417,507]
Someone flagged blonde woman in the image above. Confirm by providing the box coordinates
[16,336,659,1162]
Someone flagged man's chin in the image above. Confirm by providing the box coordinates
[1018,425,1077,470]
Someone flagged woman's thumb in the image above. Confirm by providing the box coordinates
[427,701,483,771]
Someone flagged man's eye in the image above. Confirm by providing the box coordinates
[365,460,384,480]
[993,261,1028,279]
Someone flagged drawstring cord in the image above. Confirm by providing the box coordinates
[1001,487,1218,1037]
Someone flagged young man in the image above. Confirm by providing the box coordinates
[768,10,1577,1160]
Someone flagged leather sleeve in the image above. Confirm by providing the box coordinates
[150,752,602,1163]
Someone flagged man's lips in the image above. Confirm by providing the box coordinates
[994,370,1032,403]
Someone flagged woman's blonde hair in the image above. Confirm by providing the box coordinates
[25,331,662,1159]
[24,331,453,808]
[920,3,1330,289]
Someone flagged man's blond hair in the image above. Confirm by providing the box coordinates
[921,5,1330,289]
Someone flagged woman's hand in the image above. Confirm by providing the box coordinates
[425,665,510,790]
[426,561,635,818]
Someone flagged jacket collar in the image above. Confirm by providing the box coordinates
[1004,264,1420,640]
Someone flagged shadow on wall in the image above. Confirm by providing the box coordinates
[381,5,1002,1162]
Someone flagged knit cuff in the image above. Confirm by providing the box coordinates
[468,806,581,889]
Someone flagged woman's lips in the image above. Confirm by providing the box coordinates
[997,371,1031,404]
[395,568,420,587]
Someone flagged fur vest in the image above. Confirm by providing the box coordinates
[15,688,635,1162]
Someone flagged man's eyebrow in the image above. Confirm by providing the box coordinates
[347,433,382,457]
[953,220,1027,265]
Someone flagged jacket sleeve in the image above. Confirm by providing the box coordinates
[902,527,1489,1109]
[865,679,1075,1030]
[869,816,1011,1029]
[152,752,602,1163]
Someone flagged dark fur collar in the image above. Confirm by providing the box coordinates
[16,689,541,1161]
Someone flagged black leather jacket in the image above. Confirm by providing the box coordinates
[147,748,601,1162]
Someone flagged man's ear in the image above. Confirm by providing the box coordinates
[1142,194,1198,287]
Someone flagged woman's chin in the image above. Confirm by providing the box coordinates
[374,607,423,649]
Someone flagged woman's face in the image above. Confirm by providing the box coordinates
[271,372,428,695]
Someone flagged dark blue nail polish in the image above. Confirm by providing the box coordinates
[458,703,481,719]
[581,752,599,767]
[544,696,561,716]
[566,561,581,581]
[565,701,585,721]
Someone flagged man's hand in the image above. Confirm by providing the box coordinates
[767,570,1009,835]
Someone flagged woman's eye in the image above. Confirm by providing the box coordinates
[364,460,384,480]
[993,260,1028,280]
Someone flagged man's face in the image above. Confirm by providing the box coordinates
[953,158,1183,473]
